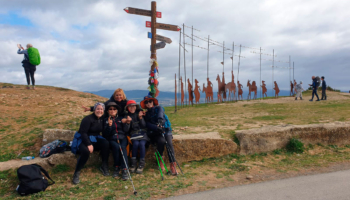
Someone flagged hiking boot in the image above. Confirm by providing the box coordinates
[300,97,303,100]
[170,162,178,176]
[32,86,35,90]
[295,97,297,100]
[112,166,120,178]
[26,86,30,90]
[129,157,137,173]
[309,99,313,101]
[121,169,129,181]
[316,99,320,101]
[99,163,110,176]
[136,158,145,174]
[72,171,81,185]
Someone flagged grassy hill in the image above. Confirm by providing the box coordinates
[2,82,350,199]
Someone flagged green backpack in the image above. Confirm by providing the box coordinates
[27,47,41,66]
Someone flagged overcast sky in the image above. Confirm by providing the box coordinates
[0,0,349,93]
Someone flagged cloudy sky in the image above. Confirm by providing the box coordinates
[0,0,349,94]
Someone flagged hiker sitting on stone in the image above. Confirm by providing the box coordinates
[124,100,149,174]
[295,81,305,100]
[309,76,320,101]
[71,102,110,185]
[82,88,128,117]
[17,43,37,90]
[141,95,178,175]
[102,102,130,180]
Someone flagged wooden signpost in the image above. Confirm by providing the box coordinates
[124,1,180,98]
[124,1,180,60]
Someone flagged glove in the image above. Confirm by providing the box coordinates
[158,119,164,126]
[156,126,164,134]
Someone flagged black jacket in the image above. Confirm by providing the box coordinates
[78,114,104,146]
[102,116,129,141]
[322,80,327,90]
[126,111,148,140]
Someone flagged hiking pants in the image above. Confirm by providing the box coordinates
[24,67,36,86]
[148,131,176,163]
[296,91,302,99]
[132,140,147,159]
[322,89,327,100]
[311,88,319,100]
[75,138,109,173]
[109,138,128,169]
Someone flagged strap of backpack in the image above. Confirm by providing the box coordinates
[31,164,55,185]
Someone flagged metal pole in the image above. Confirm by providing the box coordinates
[232,42,234,102]
[151,2,157,60]
[260,47,261,99]
[191,26,193,90]
[272,49,274,97]
[183,24,187,106]
[223,41,225,72]
[289,55,291,85]
[178,30,181,109]
[207,35,209,79]
[293,62,295,82]
[238,45,241,82]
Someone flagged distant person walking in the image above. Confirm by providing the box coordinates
[321,76,327,100]
[295,81,305,100]
[309,76,320,101]
[17,44,39,90]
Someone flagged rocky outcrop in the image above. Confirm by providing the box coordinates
[236,122,350,155]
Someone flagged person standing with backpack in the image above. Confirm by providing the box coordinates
[141,95,178,175]
[309,76,320,101]
[17,44,40,90]
[321,76,327,100]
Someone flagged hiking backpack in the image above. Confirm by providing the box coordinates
[39,140,68,158]
[16,164,55,196]
[27,47,41,66]
[154,106,172,130]
[315,76,321,87]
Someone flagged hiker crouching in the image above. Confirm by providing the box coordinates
[141,95,178,175]
[124,100,149,174]
[71,102,110,185]
[103,102,130,180]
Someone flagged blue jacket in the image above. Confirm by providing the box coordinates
[71,132,105,154]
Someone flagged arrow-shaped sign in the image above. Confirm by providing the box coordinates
[148,32,172,44]
[150,41,166,51]
[124,7,162,18]
[146,21,180,31]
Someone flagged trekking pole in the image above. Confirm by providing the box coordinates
[155,151,164,180]
[116,134,137,196]
[156,149,171,175]
[160,130,184,175]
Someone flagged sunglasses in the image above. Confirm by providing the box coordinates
[144,100,153,104]
[108,108,117,111]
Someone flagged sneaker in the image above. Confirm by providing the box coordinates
[72,171,81,185]
[309,99,313,101]
[129,158,137,173]
[122,169,129,181]
[136,158,145,174]
[316,99,320,101]
[26,86,30,90]
[112,166,120,178]
[32,86,35,90]
[99,163,110,176]
[170,162,178,176]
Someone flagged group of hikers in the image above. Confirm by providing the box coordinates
[291,76,327,101]
[71,88,177,185]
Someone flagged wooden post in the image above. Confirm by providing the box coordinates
[151,1,157,60]
[175,73,177,112]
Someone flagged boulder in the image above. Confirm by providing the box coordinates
[236,122,350,155]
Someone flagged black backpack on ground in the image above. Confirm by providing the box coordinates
[17,164,55,196]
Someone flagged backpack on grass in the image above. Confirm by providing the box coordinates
[27,47,41,66]
[17,164,55,196]
[39,140,68,158]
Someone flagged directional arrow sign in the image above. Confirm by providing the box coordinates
[155,34,172,44]
[124,7,162,18]
[151,41,166,50]
[155,23,181,31]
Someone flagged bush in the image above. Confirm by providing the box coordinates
[286,138,304,153]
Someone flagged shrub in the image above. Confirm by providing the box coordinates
[286,138,304,153]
